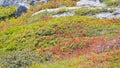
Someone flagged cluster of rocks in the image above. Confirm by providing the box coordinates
[32,0,120,18]
[0,0,48,6]
[64,0,120,18]
[76,0,120,18]
[0,0,48,17]
[0,0,120,18]
[94,8,120,18]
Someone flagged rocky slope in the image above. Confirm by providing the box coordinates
[0,0,120,18]
[32,0,120,18]
[0,0,47,16]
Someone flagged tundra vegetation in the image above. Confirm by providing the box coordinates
[0,0,120,68]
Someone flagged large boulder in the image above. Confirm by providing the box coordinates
[15,3,29,17]
[94,12,114,18]
[76,0,106,7]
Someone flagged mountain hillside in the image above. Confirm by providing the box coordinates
[0,0,120,68]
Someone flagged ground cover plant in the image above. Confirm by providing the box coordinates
[104,0,120,6]
[0,0,120,68]
[0,6,16,21]
[0,15,120,68]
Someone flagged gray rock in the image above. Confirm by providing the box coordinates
[76,0,106,7]
[30,0,48,5]
[94,12,114,18]
[15,3,29,17]
[30,0,36,5]
[40,0,48,3]
[0,0,47,6]
[0,0,4,5]
[112,8,120,15]
[53,12,75,17]
[0,0,29,17]
[0,0,28,6]
[0,0,48,17]
[114,14,120,18]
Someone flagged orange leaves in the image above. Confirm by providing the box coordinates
[50,37,107,57]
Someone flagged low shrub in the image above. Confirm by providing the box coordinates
[0,16,120,52]
[74,7,101,16]
[0,49,45,68]
[104,0,120,6]
[0,6,16,20]
[83,24,120,37]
